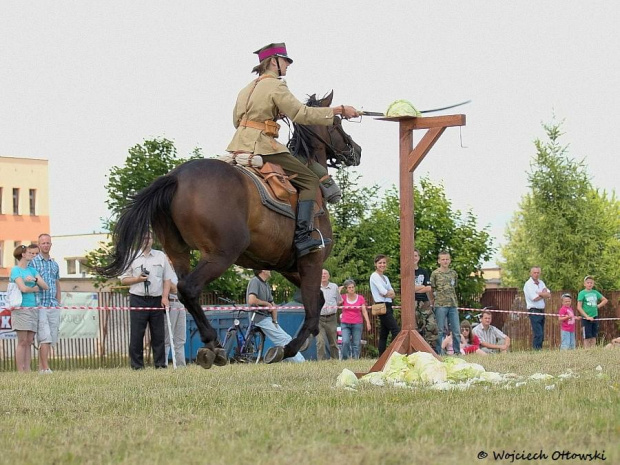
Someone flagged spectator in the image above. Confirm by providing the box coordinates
[430,251,461,355]
[30,233,61,374]
[164,265,187,367]
[441,330,460,355]
[473,311,510,353]
[577,276,608,348]
[10,244,49,372]
[369,254,400,356]
[604,337,620,349]
[340,279,371,360]
[120,233,173,370]
[460,320,486,356]
[413,249,438,351]
[316,269,342,360]
[523,266,551,350]
[558,293,577,350]
[246,270,304,362]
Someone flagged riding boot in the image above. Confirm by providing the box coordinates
[294,200,331,257]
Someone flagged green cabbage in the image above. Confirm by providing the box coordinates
[386,99,421,117]
[477,371,505,384]
[336,368,359,388]
[337,350,553,390]
[360,371,386,386]
[445,360,486,382]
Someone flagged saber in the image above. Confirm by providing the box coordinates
[359,100,472,117]
[165,305,177,369]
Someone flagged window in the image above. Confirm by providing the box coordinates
[12,188,19,215]
[66,258,77,275]
[29,189,36,215]
[78,258,89,276]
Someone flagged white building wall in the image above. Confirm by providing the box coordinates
[49,233,109,278]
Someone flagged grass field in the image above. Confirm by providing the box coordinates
[1,348,618,465]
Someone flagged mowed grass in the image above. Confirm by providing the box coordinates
[1,349,619,465]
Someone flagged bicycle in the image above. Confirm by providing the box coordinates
[219,297,267,364]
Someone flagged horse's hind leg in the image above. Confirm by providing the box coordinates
[265,257,324,363]
[177,254,235,369]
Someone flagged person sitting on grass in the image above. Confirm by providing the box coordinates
[604,337,620,349]
[440,329,460,355]
[460,320,486,355]
[472,311,510,354]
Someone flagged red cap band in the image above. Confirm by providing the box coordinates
[258,46,288,61]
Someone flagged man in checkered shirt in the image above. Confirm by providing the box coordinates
[30,233,61,373]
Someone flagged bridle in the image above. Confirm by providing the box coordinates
[287,116,359,168]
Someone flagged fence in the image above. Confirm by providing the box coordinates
[1,288,618,371]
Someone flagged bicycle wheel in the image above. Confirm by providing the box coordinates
[240,328,265,364]
[252,329,265,364]
[223,330,238,361]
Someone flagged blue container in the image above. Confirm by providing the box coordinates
[184,305,319,361]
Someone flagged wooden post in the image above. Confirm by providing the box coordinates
[358,114,466,376]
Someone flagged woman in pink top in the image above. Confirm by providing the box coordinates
[340,279,371,360]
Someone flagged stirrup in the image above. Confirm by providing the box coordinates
[313,228,329,249]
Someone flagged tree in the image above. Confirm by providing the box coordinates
[87,137,248,295]
[324,171,494,306]
[500,119,620,290]
[103,138,195,229]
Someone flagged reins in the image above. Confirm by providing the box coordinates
[287,117,357,168]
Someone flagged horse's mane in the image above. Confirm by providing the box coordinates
[286,94,324,165]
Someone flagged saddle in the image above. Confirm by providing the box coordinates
[217,154,323,220]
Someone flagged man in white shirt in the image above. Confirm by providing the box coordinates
[523,266,551,350]
[164,266,187,367]
[120,233,173,369]
[316,269,343,360]
[473,311,511,353]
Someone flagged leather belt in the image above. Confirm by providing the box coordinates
[240,119,267,131]
[239,118,280,137]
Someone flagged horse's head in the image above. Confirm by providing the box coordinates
[287,92,362,169]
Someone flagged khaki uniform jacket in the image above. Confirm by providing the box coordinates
[226,70,334,155]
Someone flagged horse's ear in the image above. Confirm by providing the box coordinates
[322,90,334,107]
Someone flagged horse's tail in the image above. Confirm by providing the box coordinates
[96,174,178,278]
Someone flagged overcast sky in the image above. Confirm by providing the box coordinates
[2,2,619,265]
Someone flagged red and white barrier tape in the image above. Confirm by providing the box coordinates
[3,304,619,320]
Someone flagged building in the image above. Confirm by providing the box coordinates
[0,156,51,277]
[52,233,111,293]
[481,266,503,288]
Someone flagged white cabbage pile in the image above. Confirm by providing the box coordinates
[385,100,421,117]
[335,352,566,391]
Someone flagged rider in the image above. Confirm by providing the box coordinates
[226,42,359,258]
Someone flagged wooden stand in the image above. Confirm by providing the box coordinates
[359,114,466,376]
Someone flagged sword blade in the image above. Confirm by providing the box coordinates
[419,100,472,114]
[359,100,472,118]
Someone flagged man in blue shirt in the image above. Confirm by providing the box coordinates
[30,233,61,373]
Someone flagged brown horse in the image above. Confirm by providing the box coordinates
[98,92,361,368]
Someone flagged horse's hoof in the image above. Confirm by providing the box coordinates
[196,348,216,369]
[213,348,228,366]
[299,337,311,352]
[264,346,285,364]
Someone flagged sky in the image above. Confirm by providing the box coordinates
[2,2,619,266]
